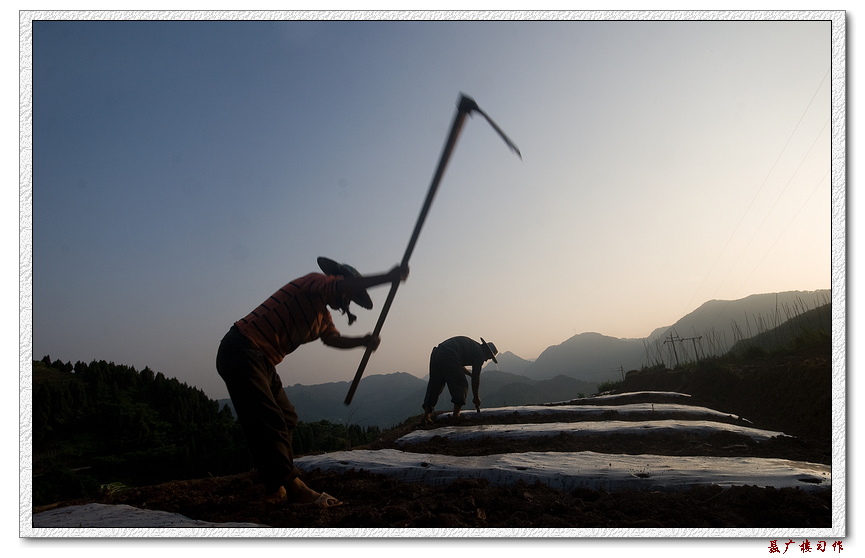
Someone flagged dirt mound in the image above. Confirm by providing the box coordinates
[45,467,827,529]
[33,342,833,529]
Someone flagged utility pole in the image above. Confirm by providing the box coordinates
[663,332,682,367]
[681,336,703,363]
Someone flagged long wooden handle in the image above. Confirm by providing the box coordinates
[343,97,473,406]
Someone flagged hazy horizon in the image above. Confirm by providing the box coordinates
[30,16,834,400]
[35,286,830,394]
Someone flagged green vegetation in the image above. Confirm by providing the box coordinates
[726,301,831,358]
[595,379,623,394]
[634,312,831,379]
[32,357,385,506]
[293,420,382,454]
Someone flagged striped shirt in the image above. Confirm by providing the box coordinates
[235,273,341,366]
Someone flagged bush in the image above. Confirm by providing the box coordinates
[596,379,623,394]
[33,464,100,506]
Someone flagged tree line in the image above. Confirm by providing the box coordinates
[32,356,384,506]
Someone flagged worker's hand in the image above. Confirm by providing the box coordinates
[364,334,382,351]
[388,264,409,283]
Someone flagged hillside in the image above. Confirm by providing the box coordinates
[31,357,252,506]
[484,351,534,375]
[484,289,830,386]
[34,338,833,529]
[644,290,830,366]
[475,370,598,407]
[516,332,645,382]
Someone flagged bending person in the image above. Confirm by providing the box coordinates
[216,257,408,506]
[421,336,498,424]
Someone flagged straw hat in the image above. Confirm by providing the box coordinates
[317,257,374,310]
[480,337,498,363]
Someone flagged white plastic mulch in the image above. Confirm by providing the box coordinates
[293,393,826,494]
[547,391,692,404]
[436,403,745,421]
[31,503,267,529]
[295,448,830,493]
[28,391,830,530]
[395,419,788,445]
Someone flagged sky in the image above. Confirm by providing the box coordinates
[28,15,836,401]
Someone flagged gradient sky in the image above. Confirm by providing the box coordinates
[30,17,835,400]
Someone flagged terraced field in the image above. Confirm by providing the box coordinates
[33,339,834,531]
[294,392,830,497]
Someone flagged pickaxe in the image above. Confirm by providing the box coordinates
[344,93,521,405]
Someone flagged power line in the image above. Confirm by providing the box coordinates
[732,168,830,298]
[704,157,830,330]
[679,69,830,326]
[709,117,830,299]
[680,335,703,363]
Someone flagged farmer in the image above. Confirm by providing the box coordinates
[421,336,498,425]
[216,257,408,507]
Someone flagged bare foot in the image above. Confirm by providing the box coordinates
[287,477,320,504]
[286,477,343,507]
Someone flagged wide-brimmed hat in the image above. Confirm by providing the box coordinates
[480,337,498,363]
[317,257,374,310]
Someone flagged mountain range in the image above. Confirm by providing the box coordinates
[491,289,830,382]
[219,289,830,428]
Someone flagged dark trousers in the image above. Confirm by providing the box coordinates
[216,325,301,492]
[422,348,469,412]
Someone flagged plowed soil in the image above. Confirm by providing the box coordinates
[33,343,833,529]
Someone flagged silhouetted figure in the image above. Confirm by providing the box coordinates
[216,257,408,506]
[421,336,498,424]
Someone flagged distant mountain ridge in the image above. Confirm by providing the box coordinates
[486,351,533,375]
[506,332,644,383]
[642,289,830,367]
[484,289,830,383]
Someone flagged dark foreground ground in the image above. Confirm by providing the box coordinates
[33,342,833,529]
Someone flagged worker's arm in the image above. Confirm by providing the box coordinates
[322,331,381,351]
[471,365,481,408]
[339,265,408,295]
